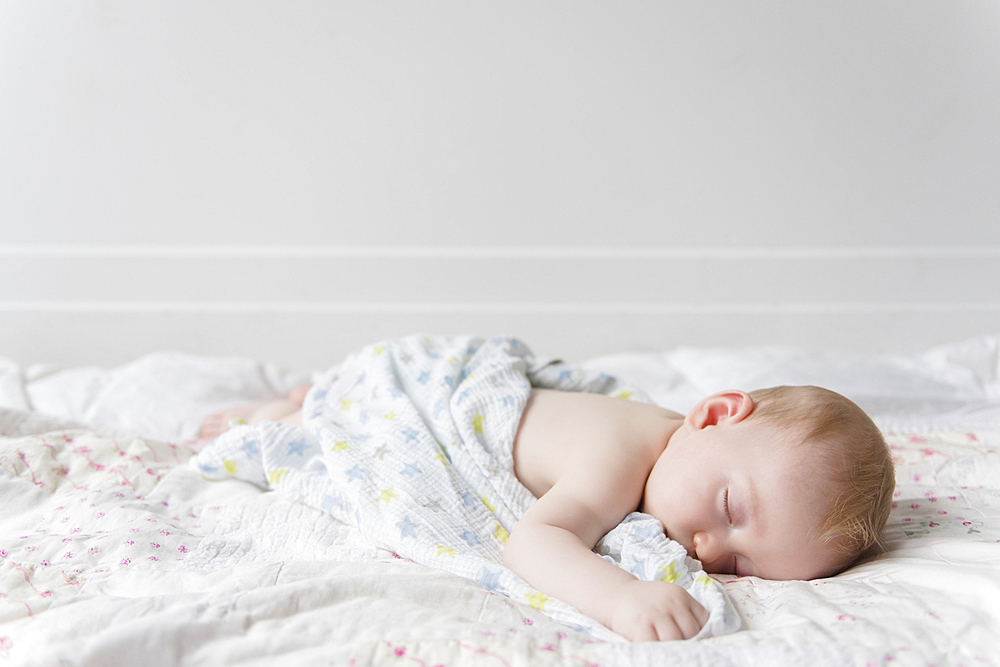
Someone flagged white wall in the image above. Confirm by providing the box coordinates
[1,1,998,369]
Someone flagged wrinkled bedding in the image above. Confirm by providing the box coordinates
[2,335,1000,666]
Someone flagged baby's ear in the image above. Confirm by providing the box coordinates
[686,390,754,430]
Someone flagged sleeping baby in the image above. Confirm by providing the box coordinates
[195,335,894,642]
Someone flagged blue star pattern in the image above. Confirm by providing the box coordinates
[396,515,420,539]
[627,554,649,578]
[241,437,260,458]
[322,494,344,512]
[400,462,422,478]
[633,521,661,541]
[345,464,367,482]
[477,567,503,591]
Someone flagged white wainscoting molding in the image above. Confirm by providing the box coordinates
[1,246,998,369]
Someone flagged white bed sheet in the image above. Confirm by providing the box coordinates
[2,336,999,666]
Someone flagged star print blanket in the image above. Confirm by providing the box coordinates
[190,335,739,640]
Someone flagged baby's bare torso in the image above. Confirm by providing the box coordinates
[512,389,682,501]
[505,390,707,641]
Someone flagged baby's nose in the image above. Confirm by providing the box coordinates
[692,531,719,563]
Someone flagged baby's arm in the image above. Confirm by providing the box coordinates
[503,470,708,641]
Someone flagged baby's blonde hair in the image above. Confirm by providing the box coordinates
[748,386,895,571]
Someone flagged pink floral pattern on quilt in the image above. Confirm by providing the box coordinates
[0,427,200,620]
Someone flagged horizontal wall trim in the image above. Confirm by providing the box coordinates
[2,245,1000,260]
[3,309,999,368]
[2,302,999,314]
[2,253,997,305]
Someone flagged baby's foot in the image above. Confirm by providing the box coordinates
[197,403,266,440]
[197,385,313,440]
[288,383,313,406]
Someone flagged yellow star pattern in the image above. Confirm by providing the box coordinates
[372,346,385,355]
[525,591,551,611]
[340,398,353,411]
[482,495,496,512]
[377,486,399,504]
[268,468,289,485]
[696,575,714,588]
[471,411,485,434]
[493,523,509,545]
[436,545,456,558]
[658,563,680,583]
[330,440,349,454]
[616,390,634,400]
[223,458,237,475]
[383,412,397,420]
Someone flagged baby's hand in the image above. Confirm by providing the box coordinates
[609,579,709,642]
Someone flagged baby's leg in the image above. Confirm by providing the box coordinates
[198,383,311,439]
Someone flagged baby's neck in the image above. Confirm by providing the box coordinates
[654,412,685,454]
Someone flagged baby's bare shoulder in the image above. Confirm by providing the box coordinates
[512,389,675,500]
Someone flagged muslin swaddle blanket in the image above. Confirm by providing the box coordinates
[191,335,740,640]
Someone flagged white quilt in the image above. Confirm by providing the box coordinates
[2,335,1000,666]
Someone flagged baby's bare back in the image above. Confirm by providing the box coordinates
[511,388,681,502]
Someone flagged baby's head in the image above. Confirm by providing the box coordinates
[642,385,894,580]
[746,385,895,572]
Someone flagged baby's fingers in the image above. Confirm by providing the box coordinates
[635,610,702,642]
[692,597,710,628]
[651,618,684,642]
[629,623,665,643]
[611,580,710,642]
[671,606,706,640]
